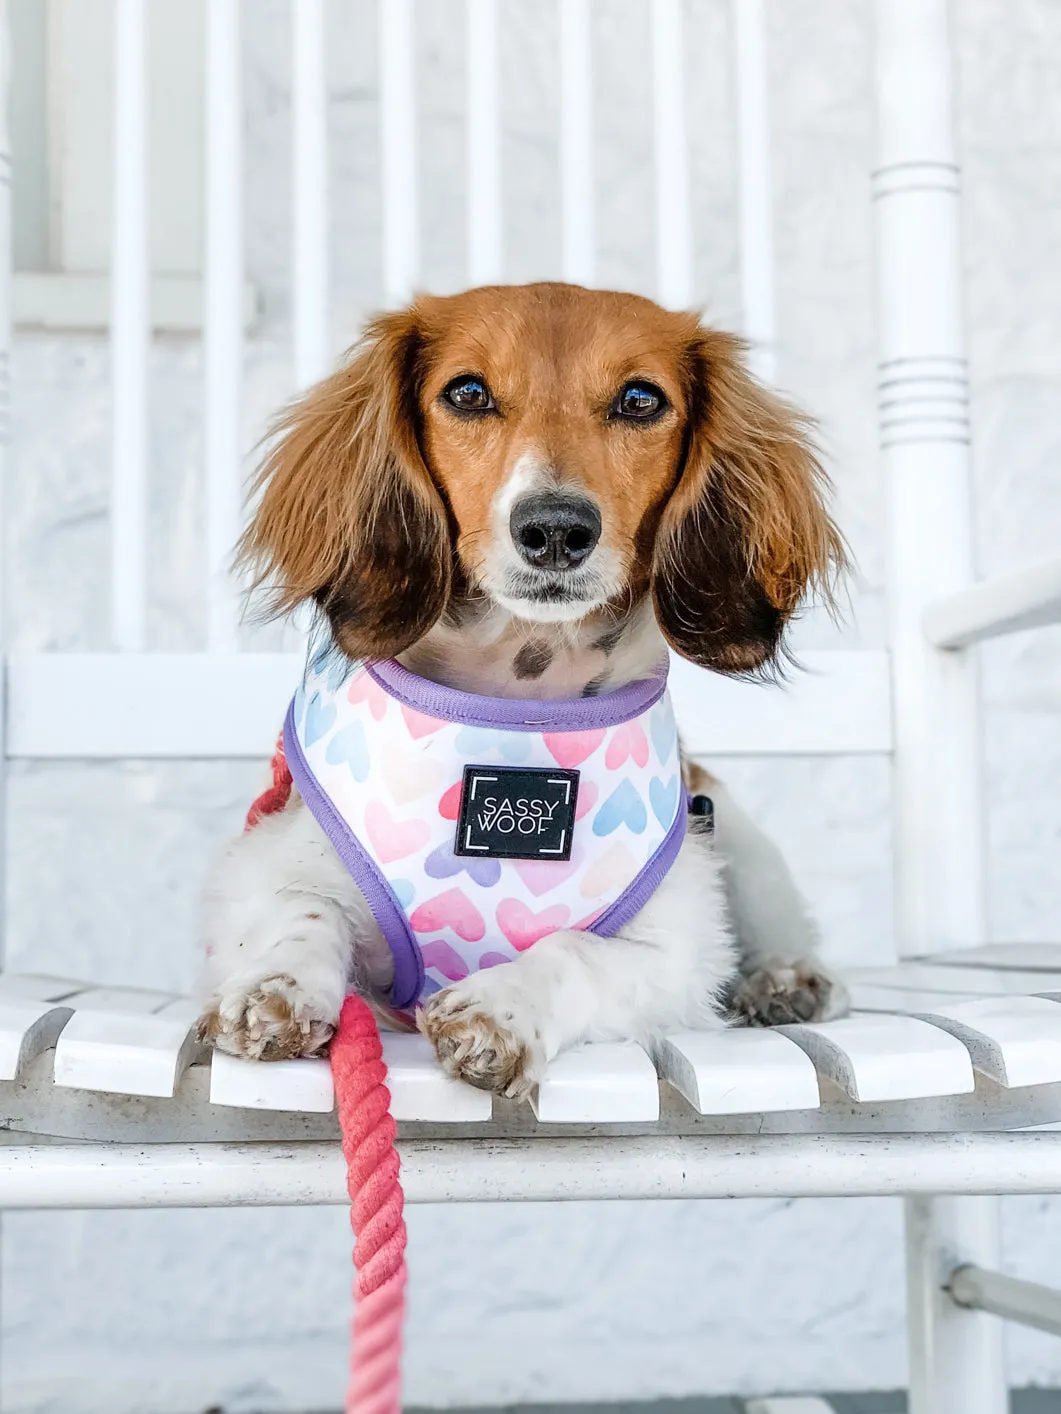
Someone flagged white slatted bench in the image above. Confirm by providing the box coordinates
[4,1,1061,1412]
[8,949,1061,1160]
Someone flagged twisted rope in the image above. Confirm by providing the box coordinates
[331,994,408,1414]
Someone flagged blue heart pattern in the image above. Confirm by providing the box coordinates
[424,840,501,888]
[593,778,647,836]
[454,724,533,763]
[303,691,338,747]
[650,704,677,765]
[390,878,416,909]
[649,774,679,828]
[324,718,369,780]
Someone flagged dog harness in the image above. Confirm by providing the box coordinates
[284,652,686,1009]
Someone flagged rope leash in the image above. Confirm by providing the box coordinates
[331,994,408,1413]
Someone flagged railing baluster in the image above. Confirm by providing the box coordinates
[292,0,329,387]
[110,0,149,652]
[204,0,243,653]
[733,0,776,383]
[651,0,692,309]
[465,0,501,286]
[379,0,418,307]
[559,0,593,287]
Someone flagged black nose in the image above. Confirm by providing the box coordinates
[510,493,602,571]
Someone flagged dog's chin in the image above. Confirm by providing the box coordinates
[491,570,613,624]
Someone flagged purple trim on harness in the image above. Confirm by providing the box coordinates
[283,701,425,1010]
[588,792,688,938]
[366,657,668,732]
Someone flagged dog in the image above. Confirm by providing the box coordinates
[197,282,849,1097]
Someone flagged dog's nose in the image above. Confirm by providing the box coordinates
[510,493,602,571]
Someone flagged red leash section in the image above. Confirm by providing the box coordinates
[330,995,408,1413]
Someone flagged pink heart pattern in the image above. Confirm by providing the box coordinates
[347,672,389,720]
[543,728,605,769]
[410,888,486,943]
[496,898,570,950]
[364,799,430,863]
[419,939,470,981]
[513,844,584,897]
[401,704,444,739]
[605,720,649,770]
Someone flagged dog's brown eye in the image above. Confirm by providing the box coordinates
[616,381,666,421]
[442,375,495,413]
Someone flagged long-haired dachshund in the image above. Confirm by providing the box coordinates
[198,282,848,1098]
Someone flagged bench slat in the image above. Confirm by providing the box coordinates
[381,1033,492,1122]
[657,1028,821,1114]
[209,1050,335,1112]
[850,961,1061,996]
[744,1400,838,1414]
[532,1041,660,1123]
[0,1001,75,1081]
[916,996,1061,1088]
[0,974,90,1003]
[53,998,201,1098]
[779,1014,975,1102]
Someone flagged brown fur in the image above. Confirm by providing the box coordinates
[240,283,845,674]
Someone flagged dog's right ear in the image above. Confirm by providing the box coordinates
[238,308,452,660]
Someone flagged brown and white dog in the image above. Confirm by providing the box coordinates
[198,282,848,1096]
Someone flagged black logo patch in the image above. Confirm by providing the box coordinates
[454,765,580,861]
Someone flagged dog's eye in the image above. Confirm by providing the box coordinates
[442,375,495,413]
[616,381,666,421]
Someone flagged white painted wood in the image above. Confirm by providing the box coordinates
[651,0,691,309]
[558,0,593,287]
[656,1028,820,1115]
[780,1014,974,1102]
[949,1263,1061,1339]
[916,997,1061,1089]
[875,0,985,960]
[0,1001,74,1081]
[381,1032,492,1122]
[745,1400,837,1414]
[906,1194,1006,1414]
[849,983,989,1015]
[64,986,176,1015]
[925,556,1061,648]
[52,997,200,1098]
[465,0,501,286]
[291,0,329,386]
[203,0,243,653]
[670,649,893,756]
[733,0,776,384]
[110,0,150,653]
[379,0,417,307]
[208,1049,334,1112]
[7,652,300,758]
[532,1041,660,1123]
[7,649,891,760]
[7,1132,1061,1209]
[13,271,258,333]
[925,943,1061,971]
[0,974,87,1002]
[850,961,1061,997]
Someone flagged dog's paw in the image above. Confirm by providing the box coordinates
[197,973,337,1061]
[730,957,849,1028]
[418,974,545,1100]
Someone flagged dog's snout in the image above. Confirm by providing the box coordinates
[510,493,602,571]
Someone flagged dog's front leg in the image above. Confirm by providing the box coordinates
[197,795,390,1060]
[419,826,736,1098]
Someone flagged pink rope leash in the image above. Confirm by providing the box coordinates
[331,995,408,1414]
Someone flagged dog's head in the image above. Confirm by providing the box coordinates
[242,283,844,674]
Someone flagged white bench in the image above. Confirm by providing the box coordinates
[3,1,1061,1411]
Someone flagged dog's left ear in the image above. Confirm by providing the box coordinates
[651,328,846,675]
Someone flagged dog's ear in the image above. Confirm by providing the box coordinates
[651,328,846,675]
[239,308,451,659]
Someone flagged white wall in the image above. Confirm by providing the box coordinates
[4,1,1061,1410]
